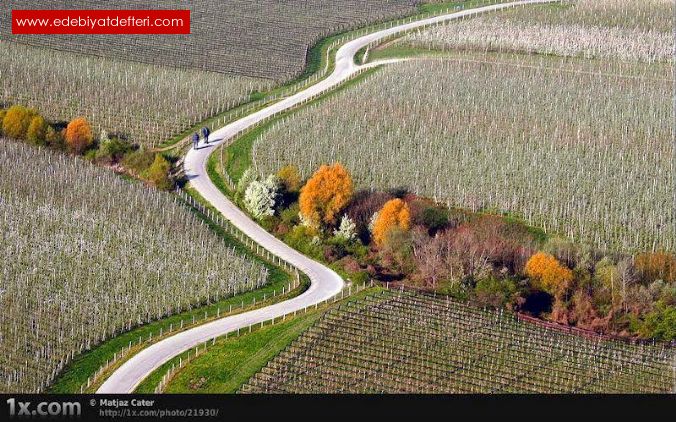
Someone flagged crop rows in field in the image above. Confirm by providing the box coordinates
[403,0,674,63]
[0,141,269,392]
[0,41,270,148]
[251,54,674,252]
[2,0,418,81]
[242,291,675,393]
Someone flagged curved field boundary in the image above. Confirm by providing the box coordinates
[97,0,560,394]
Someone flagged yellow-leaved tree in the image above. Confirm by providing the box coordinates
[525,252,573,296]
[2,105,37,140]
[372,198,411,247]
[277,165,302,193]
[299,163,353,228]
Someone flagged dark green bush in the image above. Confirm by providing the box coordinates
[421,206,449,234]
[474,277,517,309]
[638,303,676,341]
[96,137,133,164]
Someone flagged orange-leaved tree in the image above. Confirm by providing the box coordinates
[525,252,573,296]
[65,117,94,154]
[299,163,353,228]
[372,198,411,247]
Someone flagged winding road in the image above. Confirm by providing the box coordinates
[97,0,558,394]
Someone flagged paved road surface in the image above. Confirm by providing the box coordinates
[97,0,557,394]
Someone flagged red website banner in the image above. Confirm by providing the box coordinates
[12,9,191,34]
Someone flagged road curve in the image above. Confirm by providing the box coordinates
[97,0,557,394]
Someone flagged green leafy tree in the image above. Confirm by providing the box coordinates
[96,136,132,164]
[639,303,676,341]
[474,277,517,309]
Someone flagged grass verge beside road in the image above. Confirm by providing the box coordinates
[144,288,382,393]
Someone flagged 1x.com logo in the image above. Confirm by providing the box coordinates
[7,398,81,417]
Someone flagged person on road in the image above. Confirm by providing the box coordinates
[192,132,200,150]
[202,126,211,144]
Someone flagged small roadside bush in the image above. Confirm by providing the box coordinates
[284,225,323,260]
[147,154,173,191]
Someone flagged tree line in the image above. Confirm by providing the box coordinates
[237,162,675,341]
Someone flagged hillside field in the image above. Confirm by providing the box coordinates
[404,0,674,63]
[2,0,418,81]
[0,140,268,392]
[1,0,421,147]
[251,54,673,252]
[242,290,674,393]
[0,41,270,148]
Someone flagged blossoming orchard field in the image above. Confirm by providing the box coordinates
[0,0,419,147]
[404,0,674,62]
[252,54,673,253]
[1,0,675,398]
[0,42,270,148]
[0,140,268,392]
[1,0,417,80]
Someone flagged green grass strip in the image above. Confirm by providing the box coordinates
[142,287,382,393]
